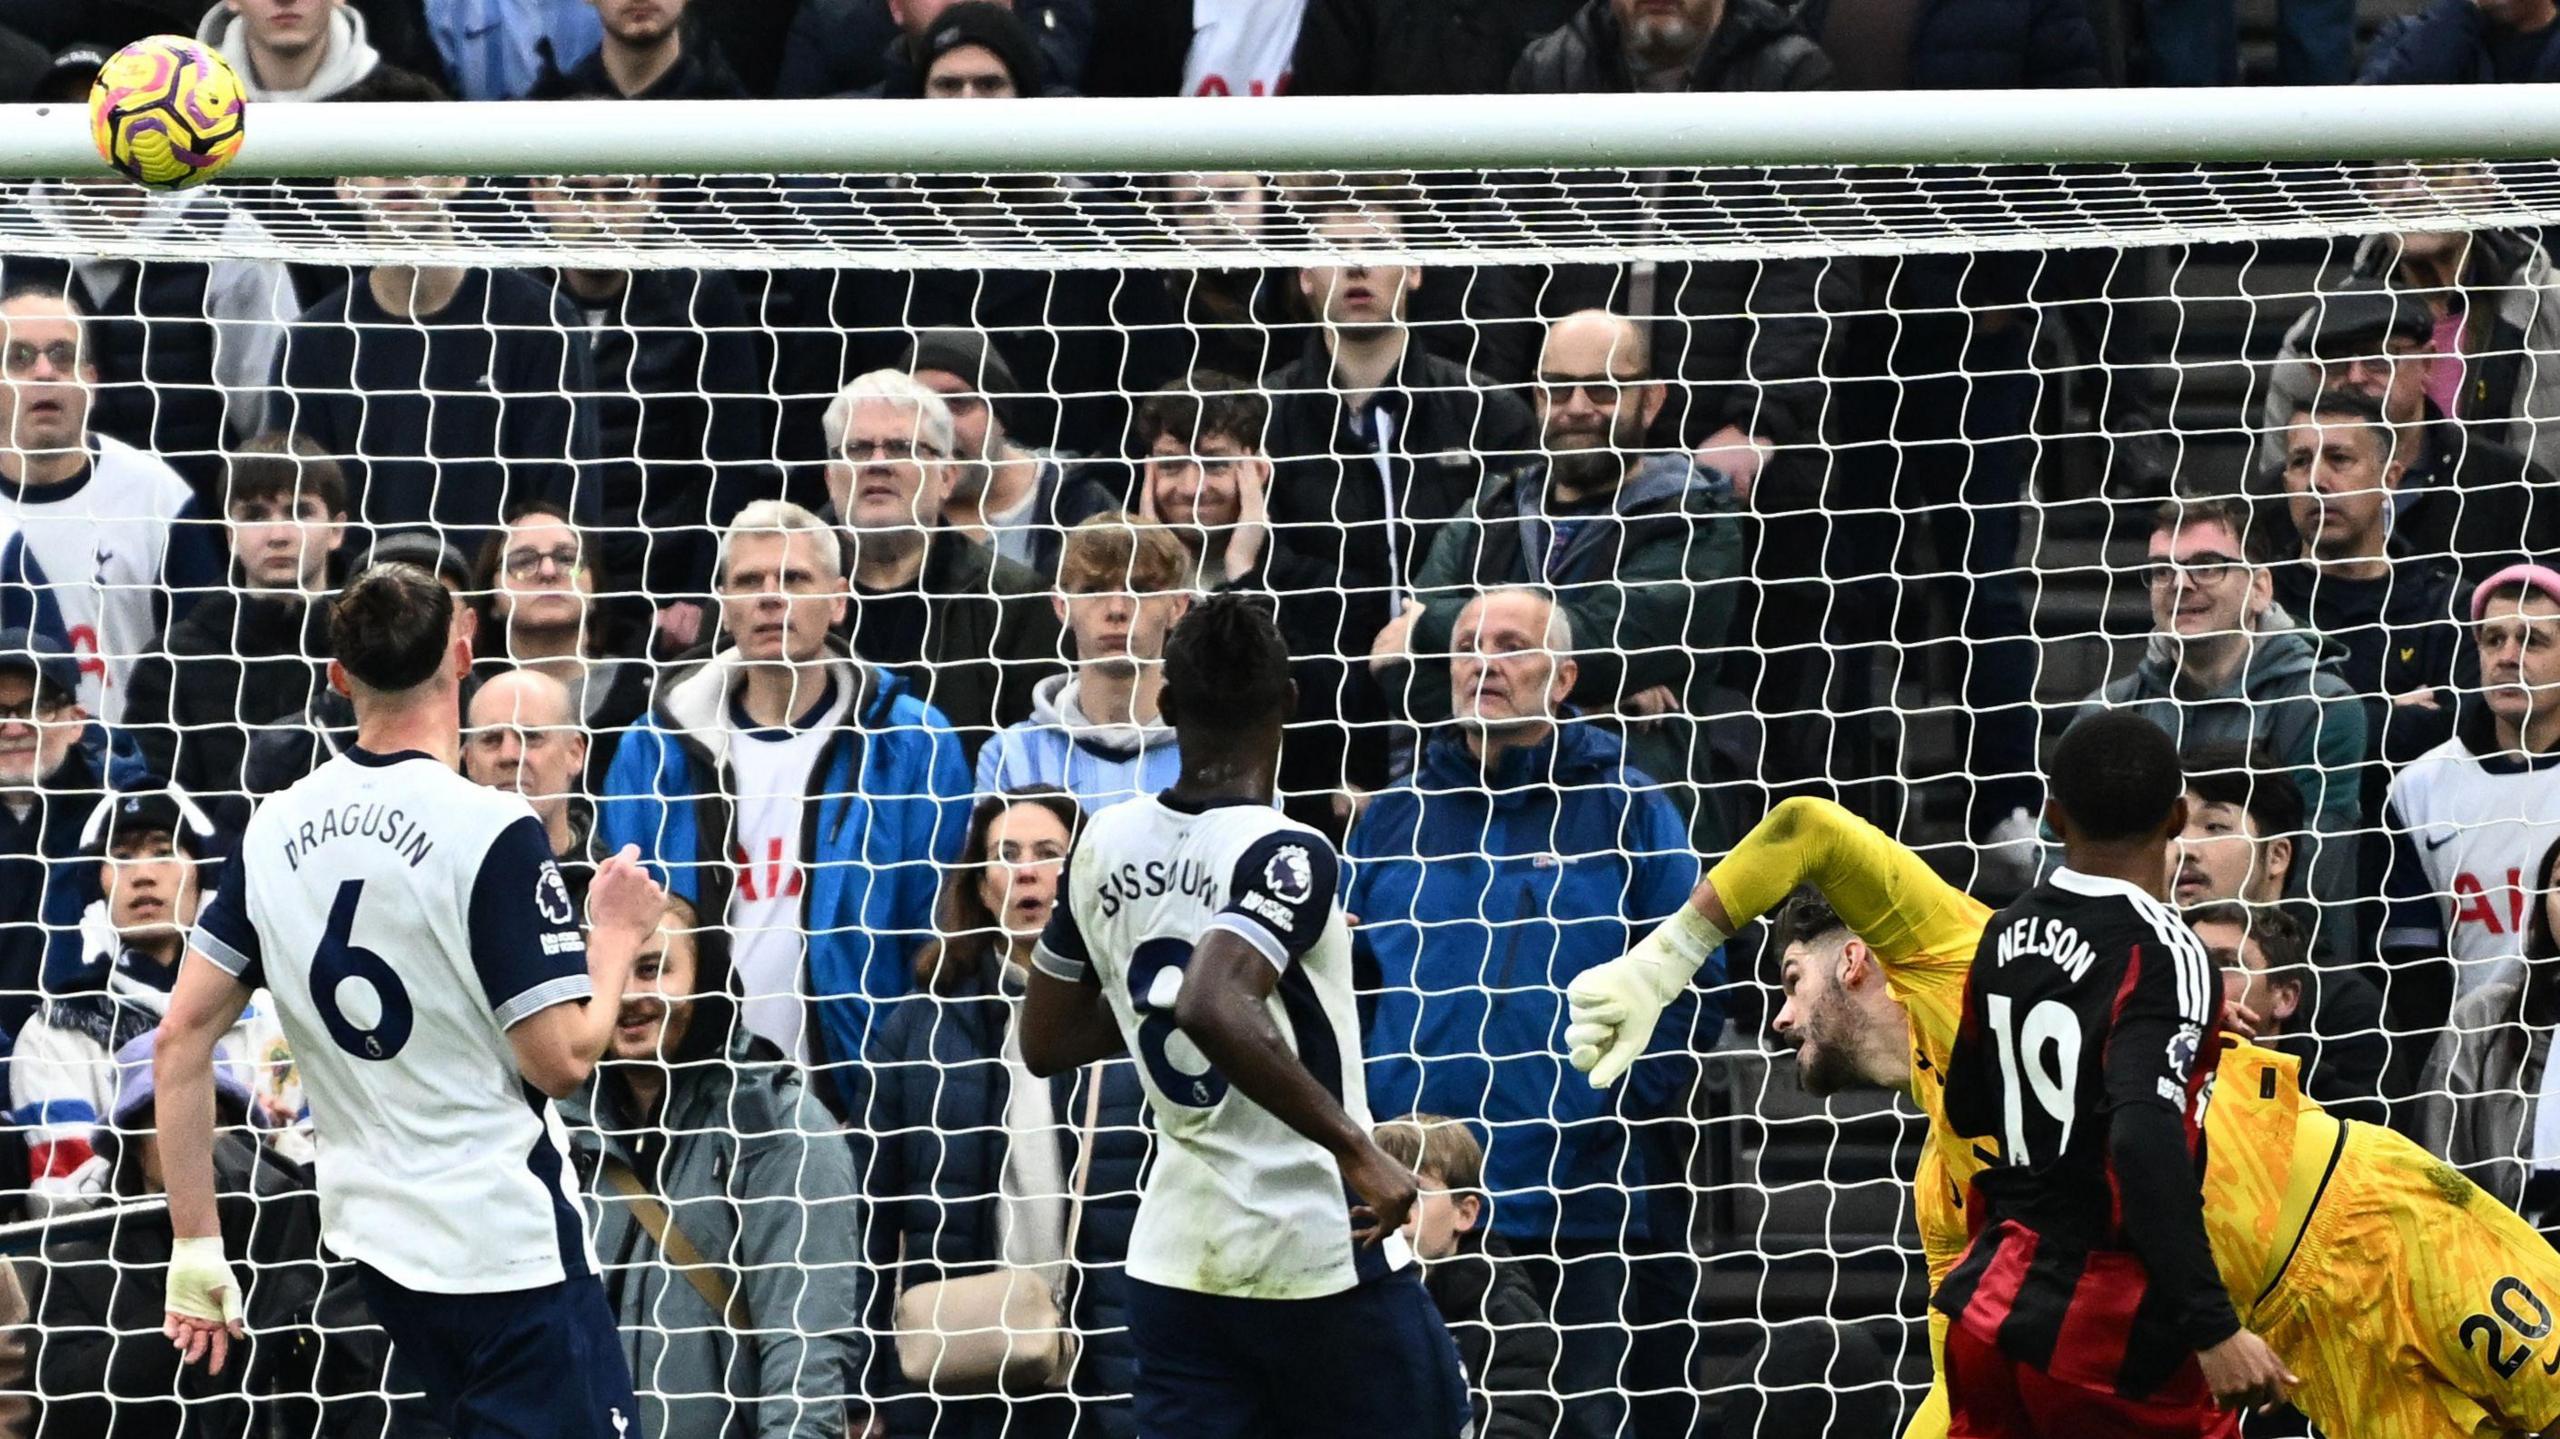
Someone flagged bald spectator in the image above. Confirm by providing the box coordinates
[197,0,424,100]
[530,0,750,97]
[824,370,1063,758]
[1374,310,1746,837]
[465,667,600,911]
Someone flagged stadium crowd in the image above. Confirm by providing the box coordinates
[0,0,2551,1433]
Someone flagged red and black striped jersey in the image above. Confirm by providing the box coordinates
[1935,867,2239,1400]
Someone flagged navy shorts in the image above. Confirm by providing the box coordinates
[1129,1268,1470,1439]
[355,1263,643,1439]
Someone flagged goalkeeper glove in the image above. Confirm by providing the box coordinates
[166,1235,243,1331]
[1566,903,1728,1089]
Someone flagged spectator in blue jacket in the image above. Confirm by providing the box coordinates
[851,788,1148,1439]
[1351,586,1717,1439]
[598,500,971,1112]
[976,515,1188,810]
[2362,0,2560,83]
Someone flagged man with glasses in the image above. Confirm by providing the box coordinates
[2260,279,2560,583]
[2076,494,2367,954]
[823,368,1062,762]
[600,499,970,1108]
[1372,309,1745,840]
[0,284,224,726]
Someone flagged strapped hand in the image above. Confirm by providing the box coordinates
[164,1235,246,1374]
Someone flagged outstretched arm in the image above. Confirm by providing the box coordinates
[157,950,254,1374]
[1175,930,1415,1243]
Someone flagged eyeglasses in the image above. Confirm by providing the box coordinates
[843,438,945,464]
[1537,373,1641,405]
[2142,552,2247,589]
[502,544,583,579]
[0,696,71,725]
[2,340,78,376]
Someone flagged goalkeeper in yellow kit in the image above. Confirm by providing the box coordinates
[1565,795,2560,1439]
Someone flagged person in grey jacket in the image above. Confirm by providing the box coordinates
[2077,495,2368,954]
[561,897,868,1439]
[2413,834,2560,1236]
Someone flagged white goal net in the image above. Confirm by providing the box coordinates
[3,91,2559,1438]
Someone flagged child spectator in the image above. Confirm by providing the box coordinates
[975,514,1189,810]
[1374,1113,1563,1439]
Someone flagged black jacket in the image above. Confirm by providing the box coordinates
[2399,406,2560,583]
[1799,0,2101,88]
[2268,552,2466,764]
[541,267,782,598]
[1262,338,1540,661]
[121,589,330,805]
[1500,0,1850,445]
[775,0,1093,96]
[2271,962,2390,1126]
[23,1135,391,1439]
[2362,0,2560,82]
[842,530,1066,760]
[0,741,112,1039]
[849,961,1148,1439]
[1426,1238,1564,1439]
[528,32,752,97]
[1289,0,1582,95]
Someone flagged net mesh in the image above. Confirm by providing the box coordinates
[0,146,2555,1436]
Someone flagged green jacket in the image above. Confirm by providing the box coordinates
[1398,452,1747,815]
[562,1044,867,1439]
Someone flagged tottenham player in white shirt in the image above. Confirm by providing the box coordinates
[153,563,666,1439]
[1021,593,1468,1437]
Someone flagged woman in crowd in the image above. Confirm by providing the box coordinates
[2414,833,2560,1238]
[853,789,1150,1438]
[472,500,654,786]
[561,896,867,1439]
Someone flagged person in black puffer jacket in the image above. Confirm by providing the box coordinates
[1374,1114,1562,1439]
[850,790,1149,1439]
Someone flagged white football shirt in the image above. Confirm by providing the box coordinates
[0,436,203,723]
[1034,793,1409,1299]
[722,677,851,1062]
[2383,734,2560,997]
[191,745,596,1294]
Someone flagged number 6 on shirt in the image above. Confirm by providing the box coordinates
[310,879,416,1061]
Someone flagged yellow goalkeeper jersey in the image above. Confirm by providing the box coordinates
[1706,797,2325,1295]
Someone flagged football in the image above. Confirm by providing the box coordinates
[87,36,247,191]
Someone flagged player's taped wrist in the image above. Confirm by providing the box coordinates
[1619,902,1728,1002]
[166,1236,242,1326]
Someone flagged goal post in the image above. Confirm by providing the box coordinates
[3,85,2559,1436]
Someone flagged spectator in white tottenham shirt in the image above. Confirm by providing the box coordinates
[2382,563,2560,1081]
[0,284,225,723]
[598,500,969,1110]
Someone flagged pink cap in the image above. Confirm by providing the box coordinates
[2471,563,2560,622]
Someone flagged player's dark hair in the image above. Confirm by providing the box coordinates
[919,787,1085,995]
[2181,741,2306,847]
[329,562,455,694]
[2530,833,2560,964]
[1777,887,1848,949]
[2287,386,2397,466]
[2182,899,2310,981]
[2047,712,2184,843]
[1160,592,1292,737]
